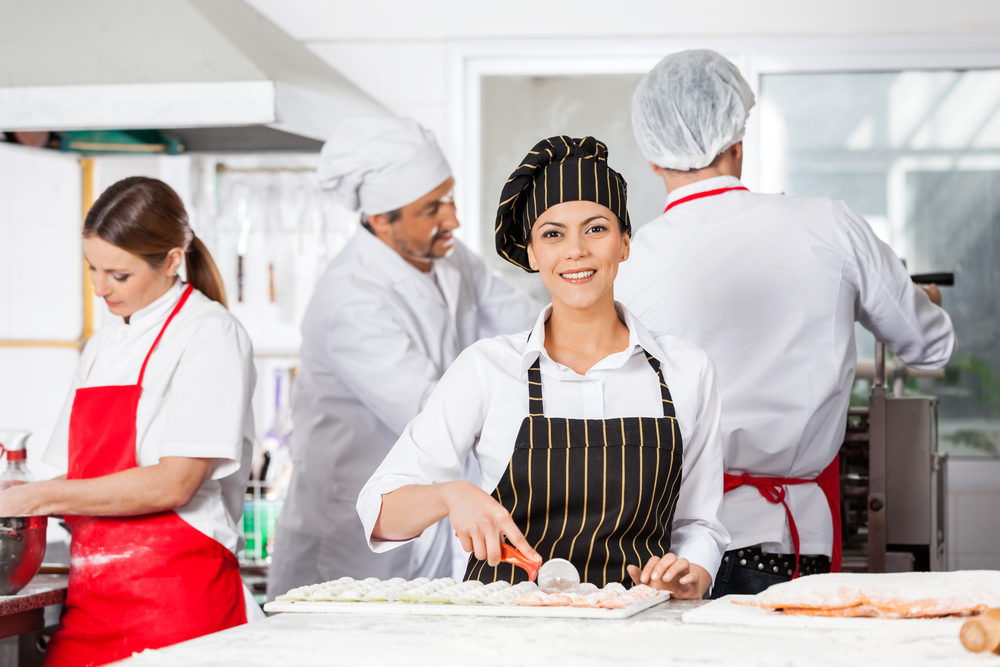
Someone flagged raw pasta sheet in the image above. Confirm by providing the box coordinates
[736,571,1000,619]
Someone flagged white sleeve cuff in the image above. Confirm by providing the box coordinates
[159,442,241,480]
[357,475,423,553]
[671,534,725,587]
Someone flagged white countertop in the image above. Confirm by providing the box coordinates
[114,598,996,666]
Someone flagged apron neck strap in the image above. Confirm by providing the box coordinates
[526,345,545,417]
[136,284,195,387]
[643,353,676,419]
[663,186,748,214]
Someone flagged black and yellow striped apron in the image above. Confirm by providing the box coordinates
[465,347,684,587]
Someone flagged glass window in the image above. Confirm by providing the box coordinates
[760,70,1000,457]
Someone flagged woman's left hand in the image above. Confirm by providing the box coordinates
[627,554,710,599]
[0,483,43,517]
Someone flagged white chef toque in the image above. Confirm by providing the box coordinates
[317,117,452,215]
[631,50,756,172]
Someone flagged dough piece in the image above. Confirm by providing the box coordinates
[394,577,457,603]
[276,585,316,602]
[600,593,640,609]
[423,581,483,603]
[603,582,627,596]
[514,591,552,606]
[569,593,602,608]
[334,585,372,602]
[486,581,537,606]
[456,581,510,604]
[541,594,573,606]
[629,585,658,600]
[514,581,649,608]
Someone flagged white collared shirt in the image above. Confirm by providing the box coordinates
[617,176,956,557]
[44,280,256,553]
[357,303,729,580]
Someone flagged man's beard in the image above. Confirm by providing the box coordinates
[400,229,453,261]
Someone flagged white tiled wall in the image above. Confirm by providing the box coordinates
[0,142,82,341]
[948,459,1000,570]
[0,142,83,481]
[0,347,80,481]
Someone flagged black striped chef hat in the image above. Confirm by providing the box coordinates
[495,136,631,273]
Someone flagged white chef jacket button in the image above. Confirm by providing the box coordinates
[589,382,597,390]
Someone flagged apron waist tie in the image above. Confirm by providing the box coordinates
[723,456,842,579]
[723,473,811,578]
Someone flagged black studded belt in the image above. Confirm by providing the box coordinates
[723,546,831,578]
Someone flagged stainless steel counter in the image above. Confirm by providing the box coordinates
[115,598,987,666]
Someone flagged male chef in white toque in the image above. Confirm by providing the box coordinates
[267,117,540,598]
[617,50,956,597]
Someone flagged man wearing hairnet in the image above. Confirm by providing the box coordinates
[267,117,540,599]
[617,50,955,596]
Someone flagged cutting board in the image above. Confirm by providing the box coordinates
[264,592,669,620]
[682,595,967,638]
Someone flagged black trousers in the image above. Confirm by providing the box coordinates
[709,547,831,599]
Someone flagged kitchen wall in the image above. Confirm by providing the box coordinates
[949,459,1000,569]
[245,0,1000,158]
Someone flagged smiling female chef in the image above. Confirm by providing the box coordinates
[0,177,261,666]
[357,137,728,598]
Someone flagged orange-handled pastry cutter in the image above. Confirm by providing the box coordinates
[458,533,580,591]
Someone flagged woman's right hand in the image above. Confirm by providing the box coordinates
[440,481,541,567]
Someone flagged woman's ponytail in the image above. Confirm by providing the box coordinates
[84,176,229,309]
[186,235,228,309]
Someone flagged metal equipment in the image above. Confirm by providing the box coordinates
[0,516,48,596]
[839,271,952,573]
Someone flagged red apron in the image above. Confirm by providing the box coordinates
[45,285,247,667]
[723,456,842,578]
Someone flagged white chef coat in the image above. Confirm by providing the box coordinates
[44,280,256,555]
[616,175,956,558]
[267,227,540,598]
[357,302,729,580]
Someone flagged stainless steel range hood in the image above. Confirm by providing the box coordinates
[0,0,388,151]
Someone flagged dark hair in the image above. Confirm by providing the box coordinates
[84,177,228,308]
[361,207,403,232]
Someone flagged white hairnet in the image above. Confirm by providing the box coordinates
[631,50,755,172]
[317,117,451,214]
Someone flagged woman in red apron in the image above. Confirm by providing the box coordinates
[357,137,728,598]
[0,177,252,666]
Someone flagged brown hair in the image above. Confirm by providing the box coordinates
[84,177,228,308]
